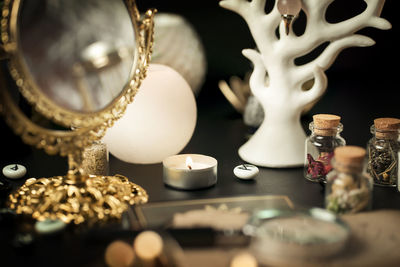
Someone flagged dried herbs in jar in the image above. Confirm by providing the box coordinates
[325,146,372,214]
[367,118,400,187]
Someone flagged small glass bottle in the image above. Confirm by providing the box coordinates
[304,114,346,183]
[82,141,109,176]
[325,146,373,214]
[367,118,400,187]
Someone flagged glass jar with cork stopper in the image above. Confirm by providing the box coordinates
[325,146,373,214]
[304,114,346,183]
[366,118,400,187]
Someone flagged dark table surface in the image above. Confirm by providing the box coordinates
[3,76,400,210]
[1,77,400,266]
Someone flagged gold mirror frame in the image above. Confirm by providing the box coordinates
[1,0,152,129]
[0,0,156,225]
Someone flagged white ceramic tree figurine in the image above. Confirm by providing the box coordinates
[220,0,391,167]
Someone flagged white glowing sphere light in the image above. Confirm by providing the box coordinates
[103,64,197,164]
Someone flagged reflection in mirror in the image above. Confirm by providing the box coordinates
[1,63,69,131]
[19,0,135,113]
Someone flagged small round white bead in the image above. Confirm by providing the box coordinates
[2,164,27,179]
[35,219,67,234]
[234,164,259,180]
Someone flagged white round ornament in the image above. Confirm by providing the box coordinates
[2,164,27,179]
[234,164,259,180]
[103,64,197,164]
[35,219,67,234]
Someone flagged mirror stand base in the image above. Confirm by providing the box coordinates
[8,174,148,225]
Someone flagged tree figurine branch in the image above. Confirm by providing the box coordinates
[220,0,391,167]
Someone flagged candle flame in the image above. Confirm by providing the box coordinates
[186,156,193,170]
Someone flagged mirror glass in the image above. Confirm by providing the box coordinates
[19,0,135,113]
[0,63,70,131]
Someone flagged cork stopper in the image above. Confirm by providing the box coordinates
[334,146,366,172]
[312,114,341,136]
[374,118,400,139]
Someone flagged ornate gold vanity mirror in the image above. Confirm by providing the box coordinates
[0,0,155,224]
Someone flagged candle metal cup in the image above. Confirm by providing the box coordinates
[163,154,217,190]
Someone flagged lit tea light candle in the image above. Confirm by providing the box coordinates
[163,154,217,190]
[182,156,210,170]
[186,156,193,170]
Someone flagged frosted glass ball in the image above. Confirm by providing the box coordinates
[103,64,197,164]
[152,13,207,96]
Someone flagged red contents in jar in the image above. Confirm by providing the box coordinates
[307,152,334,179]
